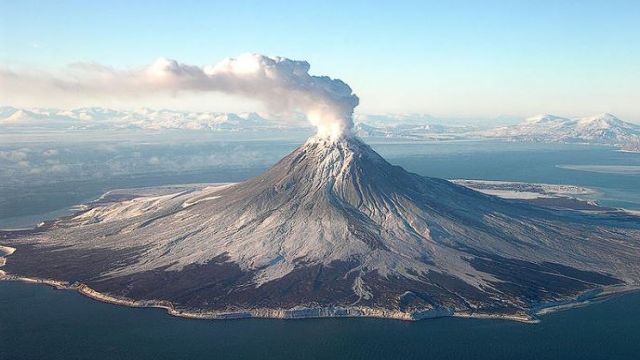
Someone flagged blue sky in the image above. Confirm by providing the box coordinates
[1,0,639,120]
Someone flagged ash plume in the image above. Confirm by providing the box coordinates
[0,54,359,138]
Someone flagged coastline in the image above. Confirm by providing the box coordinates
[0,273,535,323]
[2,243,633,324]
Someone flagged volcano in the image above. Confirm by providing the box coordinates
[2,135,640,321]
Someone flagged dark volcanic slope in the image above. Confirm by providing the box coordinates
[2,135,640,319]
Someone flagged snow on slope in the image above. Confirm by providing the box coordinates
[354,122,470,140]
[4,106,638,149]
[0,106,285,131]
[355,112,640,148]
[0,107,81,127]
[353,114,474,140]
[483,113,640,146]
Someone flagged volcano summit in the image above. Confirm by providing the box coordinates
[2,134,640,321]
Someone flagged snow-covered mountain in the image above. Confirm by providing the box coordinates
[354,113,439,127]
[3,134,639,321]
[3,106,639,149]
[483,113,640,147]
[354,122,470,140]
[0,106,285,131]
[0,107,80,127]
[354,112,640,148]
[353,113,474,140]
[0,106,473,138]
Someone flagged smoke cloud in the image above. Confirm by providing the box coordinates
[0,54,359,138]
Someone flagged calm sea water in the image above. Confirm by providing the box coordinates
[1,282,639,360]
[1,138,640,359]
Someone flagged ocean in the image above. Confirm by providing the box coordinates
[1,281,639,360]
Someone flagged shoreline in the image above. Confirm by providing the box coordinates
[2,244,633,324]
[0,273,536,323]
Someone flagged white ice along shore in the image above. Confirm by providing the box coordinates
[451,180,598,200]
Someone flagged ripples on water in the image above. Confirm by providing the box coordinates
[1,282,639,360]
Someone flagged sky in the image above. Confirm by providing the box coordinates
[1,0,639,121]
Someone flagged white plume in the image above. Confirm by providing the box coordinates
[0,54,359,139]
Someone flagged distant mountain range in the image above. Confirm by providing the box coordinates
[0,106,285,131]
[353,122,472,140]
[2,106,639,151]
[355,113,640,151]
[480,113,640,150]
